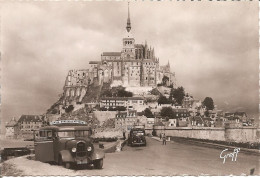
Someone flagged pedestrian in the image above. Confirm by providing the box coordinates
[162,133,166,145]
[160,133,162,140]
[123,130,126,140]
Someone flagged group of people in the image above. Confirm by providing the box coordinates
[160,133,167,145]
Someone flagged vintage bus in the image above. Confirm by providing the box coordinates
[34,120,105,169]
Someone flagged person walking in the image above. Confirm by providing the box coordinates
[162,133,166,145]
[123,130,126,140]
[160,133,162,140]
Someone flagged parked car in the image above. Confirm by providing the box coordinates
[1,147,31,161]
[34,121,105,169]
[128,128,146,146]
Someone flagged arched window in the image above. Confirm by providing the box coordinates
[71,89,75,97]
[76,88,80,96]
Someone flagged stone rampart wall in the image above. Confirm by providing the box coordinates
[146,126,259,143]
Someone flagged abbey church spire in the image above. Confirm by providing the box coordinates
[126,2,131,32]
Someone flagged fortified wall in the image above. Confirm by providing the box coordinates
[146,126,259,143]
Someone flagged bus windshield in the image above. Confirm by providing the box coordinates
[57,130,90,138]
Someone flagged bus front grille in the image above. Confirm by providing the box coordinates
[76,142,86,157]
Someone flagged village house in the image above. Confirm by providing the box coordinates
[100,97,144,111]
[136,116,155,129]
[177,118,189,127]
[168,119,177,127]
[234,111,247,123]
[223,111,249,127]
[208,110,217,120]
[182,94,195,108]
[17,115,44,138]
[225,116,242,128]
[172,108,190,119]
[214,117,227,127]
[202,117,214,127]
[216,110,224,117]
[5,118,19,138]
[146,117,155,128]
[189,116,204,127]
[224,112,235,118]
[115,110,137,131]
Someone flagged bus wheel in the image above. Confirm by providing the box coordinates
[94,159,103,169]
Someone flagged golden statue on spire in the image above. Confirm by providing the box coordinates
[126,2,131,32]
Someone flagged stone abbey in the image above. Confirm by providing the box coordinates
[63,3,176,103]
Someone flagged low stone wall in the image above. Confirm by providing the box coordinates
[146,126,259,143]
[225,127,259,142]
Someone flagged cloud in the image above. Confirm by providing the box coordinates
[0,1,258,130]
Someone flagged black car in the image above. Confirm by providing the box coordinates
[128,128,146,146]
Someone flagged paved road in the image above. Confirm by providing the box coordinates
[76,137,259,176]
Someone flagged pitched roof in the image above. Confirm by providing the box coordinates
[227,116,240,121]
[134,44,144,48]
[18,115,43,123]
[172,108,189,113]
[202,117,212,121]
[102,52,121,56]
[101,97,144,101]
[234,111,247,117]
[190,116,204,124]
[89,61,101,64]
[6,118,18,127]
[154,121,165,126]
[224,112,234,117]
[208,110,216,114]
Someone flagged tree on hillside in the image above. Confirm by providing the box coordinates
[204,110,210,117]
[169,86,185,105]
[117,88,133,97]
[144,108,154,118]
[158,95,170,105]
[203,97,214,110]
[162,76,169,86]
[51,108,59,114]
[65,105,74,113]
[101,90,112,97]
[160,107,174,120]
[150,88,160,96]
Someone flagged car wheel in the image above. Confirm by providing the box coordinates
[65,162,72,169]
[94,159,103,169]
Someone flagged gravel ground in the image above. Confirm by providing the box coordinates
[2,155,78,176]
[2,137,259,176]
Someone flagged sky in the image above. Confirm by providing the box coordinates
[0,1,258,131]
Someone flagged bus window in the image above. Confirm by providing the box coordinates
[47,131,52,139]
[38,130,53,140]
